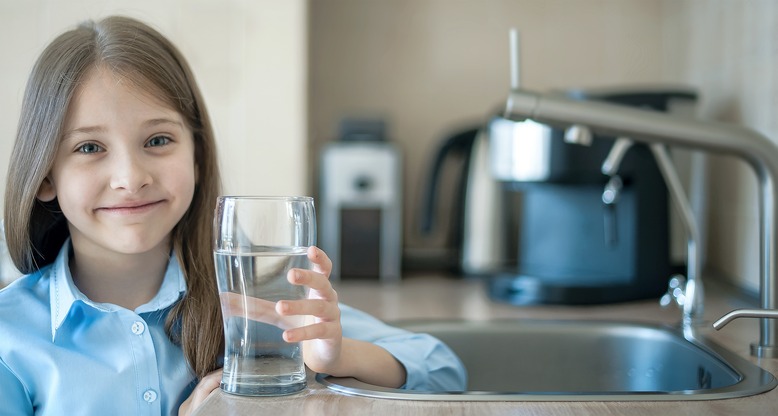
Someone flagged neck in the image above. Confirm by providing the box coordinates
[70,243,172,310]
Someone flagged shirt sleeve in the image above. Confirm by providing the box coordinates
[0,358,33,415]
[339,304,467,391]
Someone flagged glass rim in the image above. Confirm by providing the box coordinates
[217,195,313,202]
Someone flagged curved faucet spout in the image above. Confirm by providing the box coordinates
[504,89,778,358]
[714,309,778,330]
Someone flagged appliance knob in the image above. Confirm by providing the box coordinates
[353,175,373,192]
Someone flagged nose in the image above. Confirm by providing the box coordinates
[109,151,153,193]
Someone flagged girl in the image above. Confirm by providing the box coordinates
[0,16,465,416]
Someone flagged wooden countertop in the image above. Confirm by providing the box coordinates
[194,275,778,415]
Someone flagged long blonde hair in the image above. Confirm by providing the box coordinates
[3,16,223,379]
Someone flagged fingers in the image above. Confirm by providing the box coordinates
[307,246,332,277]
[279,266,339,319]
[277,265,341,343]
[276,246,342,344]
[283,321,342,343]
[277,297,339,319]
[277,297,341,342]
[179,369,222,416]
[287,248,337,301]
[192,370,222,402]
[287,268,338,297]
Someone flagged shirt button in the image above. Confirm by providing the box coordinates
[131,321,146,335]
[143,389,158,403]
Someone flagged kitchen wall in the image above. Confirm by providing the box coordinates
[0,0,308,211]
[310,0,777,294]
[660,0,778,294]
[309,0,670,264]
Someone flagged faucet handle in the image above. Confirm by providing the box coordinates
[659,274,687,308]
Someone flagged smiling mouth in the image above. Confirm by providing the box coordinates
[98,200,164,214]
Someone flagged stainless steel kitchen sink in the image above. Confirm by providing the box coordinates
[317,319,777,401]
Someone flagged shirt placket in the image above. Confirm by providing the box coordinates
[119,311,161,415]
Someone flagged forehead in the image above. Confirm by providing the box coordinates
[65,66,182,128]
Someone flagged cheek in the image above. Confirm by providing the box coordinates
[48,166,99,206]
[166,156,198,197]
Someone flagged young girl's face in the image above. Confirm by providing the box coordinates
[37,66,197,258]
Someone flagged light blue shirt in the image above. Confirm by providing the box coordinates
[0,242,466,415]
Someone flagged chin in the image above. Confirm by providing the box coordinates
[108,234,172,256]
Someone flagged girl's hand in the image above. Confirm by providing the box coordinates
[276,246,344,374]
[272,246,406,388]
[178,369,221,416]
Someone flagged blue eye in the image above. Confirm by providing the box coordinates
[77,143,102,154]
[146,135,171,147]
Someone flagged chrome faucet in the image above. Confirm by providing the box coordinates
[503,89,778,358]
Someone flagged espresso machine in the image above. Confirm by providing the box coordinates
[487,87,698,305]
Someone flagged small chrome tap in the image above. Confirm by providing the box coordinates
[713,309,778,358]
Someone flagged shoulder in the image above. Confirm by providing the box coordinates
[0,267,54,340]
[0,267,51,307]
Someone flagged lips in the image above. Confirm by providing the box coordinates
[97,200,164,214]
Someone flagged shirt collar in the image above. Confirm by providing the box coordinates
[50,240,187,341]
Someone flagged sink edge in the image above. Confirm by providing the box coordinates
[317,319,778,402]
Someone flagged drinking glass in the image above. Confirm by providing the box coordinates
[213,196,316,396]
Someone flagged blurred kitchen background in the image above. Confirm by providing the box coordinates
[1,0,776,298]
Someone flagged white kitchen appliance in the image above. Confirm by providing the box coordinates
[319,128,402,282]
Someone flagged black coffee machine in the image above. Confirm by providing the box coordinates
[488,87,697,305]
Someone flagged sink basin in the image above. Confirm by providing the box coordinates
[317,319,777,401]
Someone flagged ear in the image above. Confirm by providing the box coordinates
[37,177,57,202]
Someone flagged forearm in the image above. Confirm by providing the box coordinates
[325,337,407,388]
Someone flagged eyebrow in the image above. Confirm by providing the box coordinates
[62,126,106,141]
[143,118,185,129]
[62,118,185,140]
